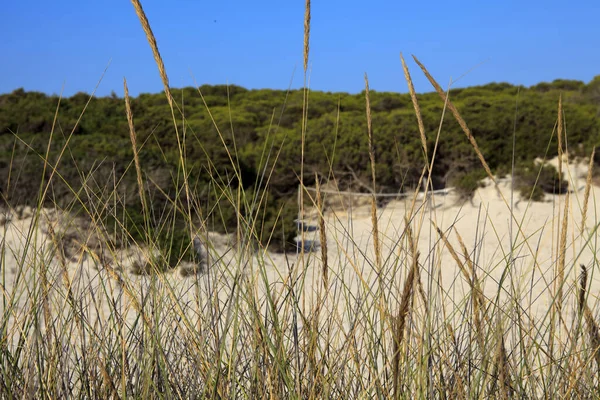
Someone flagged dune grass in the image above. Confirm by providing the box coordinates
[2,0,600,398]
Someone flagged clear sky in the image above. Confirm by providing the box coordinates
[2,0,599,97]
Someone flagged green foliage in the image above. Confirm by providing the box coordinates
[0,78,598,253]
[452,169,487,200]
[515,161,568,201]
[532,79,585,93]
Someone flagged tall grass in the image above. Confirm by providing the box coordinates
[2,1,600,398]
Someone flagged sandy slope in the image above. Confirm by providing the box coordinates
[1,157,599,349]
[299,156,600,325]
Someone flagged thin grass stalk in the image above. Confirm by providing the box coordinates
[309,171,325,397]
[303,0,311,73]
[556,191,569,319]
[550,189,570,361]
[581,147,595,238]
[412,55,494,182]
[38,229,54,394]
[434,224,471,284]
[124,78,145,206]
[557,96,563,192]
[299,0,312,228]
[393,221,419,399]
[579,264,600,372]
[120,309,129,398]
[400,51,439,258]
[411,81,451,244]
[494,334,512,399]
[563,264,589,398]
[491,298,511,397]
[364,73,386,395]
[124,78,149,235]
[400,53,427,161]
[579,264,588,317]
[129,0,170,106]
[315,173,328,289]
[364,74,381,271]
[550,98,565,359]
[292,1,312,396]
[549,97,565,365]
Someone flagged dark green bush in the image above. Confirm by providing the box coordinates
[452,169,487,200]
[515,162,568,201]
[1,81,598,256]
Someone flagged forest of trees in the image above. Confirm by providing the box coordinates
[0,77,599,256]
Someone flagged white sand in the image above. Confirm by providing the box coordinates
[1,157,599,350]
[310,158,600,320]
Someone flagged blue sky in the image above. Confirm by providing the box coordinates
[2,0,599,97]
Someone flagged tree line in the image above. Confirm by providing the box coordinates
[0,76,599,257]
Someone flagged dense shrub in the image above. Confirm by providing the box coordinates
[0,79,598,254]
[452,169,487,200]
[515,162,568,201]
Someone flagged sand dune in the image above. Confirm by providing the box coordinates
[1,157,599,351]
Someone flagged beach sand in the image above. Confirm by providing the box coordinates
[1,157,599,359]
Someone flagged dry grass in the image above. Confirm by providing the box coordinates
[364,73,382,272]
[303,0,311,74]
[581,147,596,237]
[124,78,147,223]
[315,172,328,289]
[3,1,600,399]
[412,55,495,183]
[580,264,600,371]
[400,53,427,161]
[392,220,419,399]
